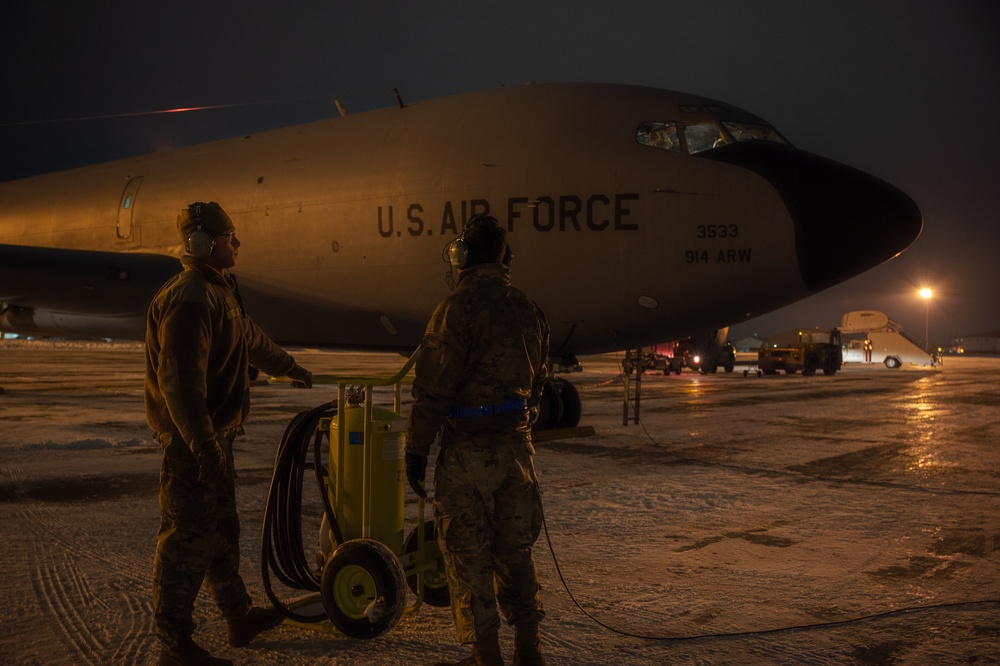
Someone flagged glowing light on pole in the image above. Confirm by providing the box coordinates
[919,288,932,349]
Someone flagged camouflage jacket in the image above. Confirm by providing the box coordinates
[405,263,550,456]
[144,256,297,451]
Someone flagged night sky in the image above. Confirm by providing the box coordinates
[3,1,998,346]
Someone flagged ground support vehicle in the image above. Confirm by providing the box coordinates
[674,338,736,374]
[623,330,735,376]
[758,328,842,376]
[622,345,679,375]
[839,310,939,368]
[261,348,450,640]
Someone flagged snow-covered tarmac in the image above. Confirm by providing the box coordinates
[1,342,998,665]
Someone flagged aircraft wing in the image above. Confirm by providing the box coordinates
[0,244,181,339]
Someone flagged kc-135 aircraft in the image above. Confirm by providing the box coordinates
[0,83,922,428]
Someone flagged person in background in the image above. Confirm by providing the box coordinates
[404,214,550,666]
[145,201,313,666]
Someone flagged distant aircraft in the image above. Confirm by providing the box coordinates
[0,83,922,427]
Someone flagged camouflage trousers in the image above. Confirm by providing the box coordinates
[433,441,545,644]
[152,431,251,648]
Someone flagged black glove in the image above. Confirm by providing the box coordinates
[287,364,313,389]
[405,452,428,499]
[197,439,228,484]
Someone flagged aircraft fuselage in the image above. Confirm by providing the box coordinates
[0,83,922,357]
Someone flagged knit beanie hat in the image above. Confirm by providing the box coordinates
[176,201,235,246]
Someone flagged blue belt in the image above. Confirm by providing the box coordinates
[448,398,527,419]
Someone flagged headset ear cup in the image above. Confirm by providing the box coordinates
[448,239,469,269]
[186,229,215,258]
[502,244,513,267]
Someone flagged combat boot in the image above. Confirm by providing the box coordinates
[434,631,505,666]
[227,606,284,647]
[158,639,233,666]
[512,619,546,666]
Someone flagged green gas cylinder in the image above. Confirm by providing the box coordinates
[328,398,406,554]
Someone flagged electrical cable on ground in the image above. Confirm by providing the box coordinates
[542,509,1000,642]
[538,356,1000,641]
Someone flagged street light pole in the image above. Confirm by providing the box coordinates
[919,288,932,350]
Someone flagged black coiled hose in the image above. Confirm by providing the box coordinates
[260,401,341,622]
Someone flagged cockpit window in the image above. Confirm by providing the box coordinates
[638,119,787,154]
[635,122,680,153]
[722,122,788,145]
[683,122,730,154]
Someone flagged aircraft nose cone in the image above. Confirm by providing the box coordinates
[700,144,923,292]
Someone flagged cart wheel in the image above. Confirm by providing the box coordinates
[743,369,748,377]
[402,520,451,607]
[320,538,407,639]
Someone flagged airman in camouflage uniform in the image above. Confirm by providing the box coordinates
[145,202,313,666]
[405,214,550,666]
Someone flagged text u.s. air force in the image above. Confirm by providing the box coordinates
[377,195,640,237]
[376,194,753,265]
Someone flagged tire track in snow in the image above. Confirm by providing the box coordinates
[20,503,155,664]
[110,589,155,665]
[29,544,107,665]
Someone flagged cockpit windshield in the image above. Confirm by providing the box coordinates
[682,122,729,154]
[636,119,787,155]
[721,122,788,145]
[635,122,680,152]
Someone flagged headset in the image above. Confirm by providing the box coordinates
[185,202,216,259]
[445,214,513,269]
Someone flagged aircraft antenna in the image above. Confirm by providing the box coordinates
[334,99,347,117]
[393,87,405,109]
